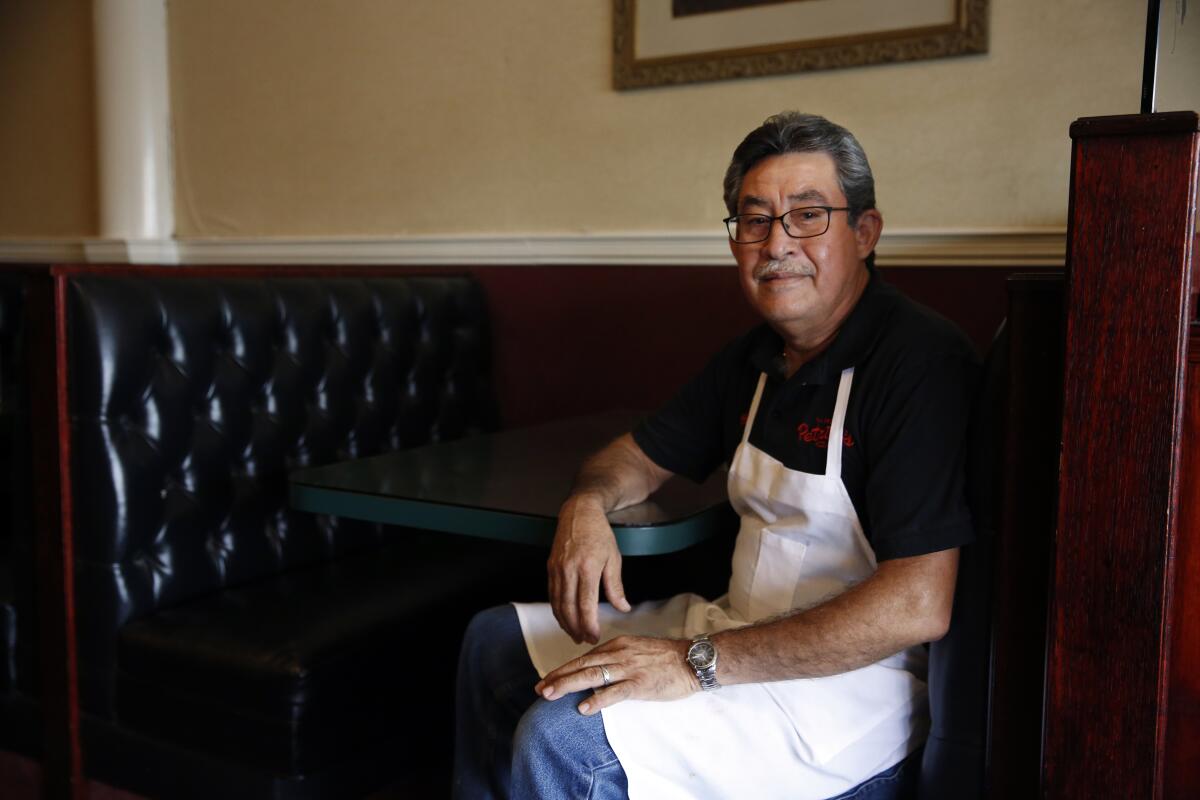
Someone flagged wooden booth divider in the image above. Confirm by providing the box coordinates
[1045,111,1200,800]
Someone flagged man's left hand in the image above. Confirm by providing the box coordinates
[534,635,700,716]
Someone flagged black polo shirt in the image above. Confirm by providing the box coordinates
[633,268,979,562]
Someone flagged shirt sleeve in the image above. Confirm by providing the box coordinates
[863,352,980,561]
[632,339,744,483]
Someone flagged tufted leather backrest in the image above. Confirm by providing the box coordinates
[65,273,497,714]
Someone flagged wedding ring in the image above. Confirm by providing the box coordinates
[600,664,613,687]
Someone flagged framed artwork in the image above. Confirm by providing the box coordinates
[613,0,988,89]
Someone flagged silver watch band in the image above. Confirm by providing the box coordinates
[689,634,720,691]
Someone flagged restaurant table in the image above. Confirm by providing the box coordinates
[288,411,732,556]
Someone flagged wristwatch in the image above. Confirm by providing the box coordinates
[686,634,720,691]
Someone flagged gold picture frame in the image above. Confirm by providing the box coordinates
[613,0,989,89]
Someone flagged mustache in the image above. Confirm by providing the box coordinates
[754,261,815,282]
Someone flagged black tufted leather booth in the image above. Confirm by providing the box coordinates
[13,266,1040,798]
[59,271,545,797]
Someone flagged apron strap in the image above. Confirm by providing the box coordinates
[826,367,855,479]
[742,373,768,446]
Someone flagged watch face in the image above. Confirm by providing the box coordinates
[688,641,716,669]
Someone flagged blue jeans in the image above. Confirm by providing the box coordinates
[827,754,919,800]
[452,605,919,800]
[453,605,627,800]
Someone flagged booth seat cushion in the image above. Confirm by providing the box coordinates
[115,532,542,774]
[65,274,498,716]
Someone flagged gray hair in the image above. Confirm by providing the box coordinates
[722,112,876,224]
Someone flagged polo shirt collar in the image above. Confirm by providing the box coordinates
[748,265,899,385]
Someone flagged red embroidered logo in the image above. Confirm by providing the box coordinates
[739,411,749,428]
[796,417,855,449]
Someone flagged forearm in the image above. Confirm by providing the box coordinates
[564,433,672,514]
[550,433,674,642]
[714,549,959,684]
[537,551,960,714]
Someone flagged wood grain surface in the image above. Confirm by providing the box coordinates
[1044,112,1199,800]
[1164,326,1200,798]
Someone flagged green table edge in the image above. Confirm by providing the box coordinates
[289,484,724,556]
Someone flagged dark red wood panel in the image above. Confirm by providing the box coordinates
[473,264,1024,428]
[470,265,755,427]
[24,268,86,800]
[1044,112,1200,800]
[1165,327,1200,798]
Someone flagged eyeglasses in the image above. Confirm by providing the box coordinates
[723,206,851,244]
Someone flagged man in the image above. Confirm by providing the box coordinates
[455,112,977,800]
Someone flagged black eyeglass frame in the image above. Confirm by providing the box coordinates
[722,206,852,244]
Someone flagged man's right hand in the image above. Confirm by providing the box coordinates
[548,493,633,644]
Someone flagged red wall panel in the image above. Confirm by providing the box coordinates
[474,264,1041,428]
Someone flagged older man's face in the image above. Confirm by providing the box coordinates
[729,152,881,341]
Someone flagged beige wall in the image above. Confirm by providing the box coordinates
[168,0,1145,238]
[0,1,1150,240]
[0,1,97,237]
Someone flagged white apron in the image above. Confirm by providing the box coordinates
[514,368,928,799]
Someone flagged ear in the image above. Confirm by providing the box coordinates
[852,209,883,260]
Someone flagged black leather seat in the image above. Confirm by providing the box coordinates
[59,272,545,798]
[116,535,530,776]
